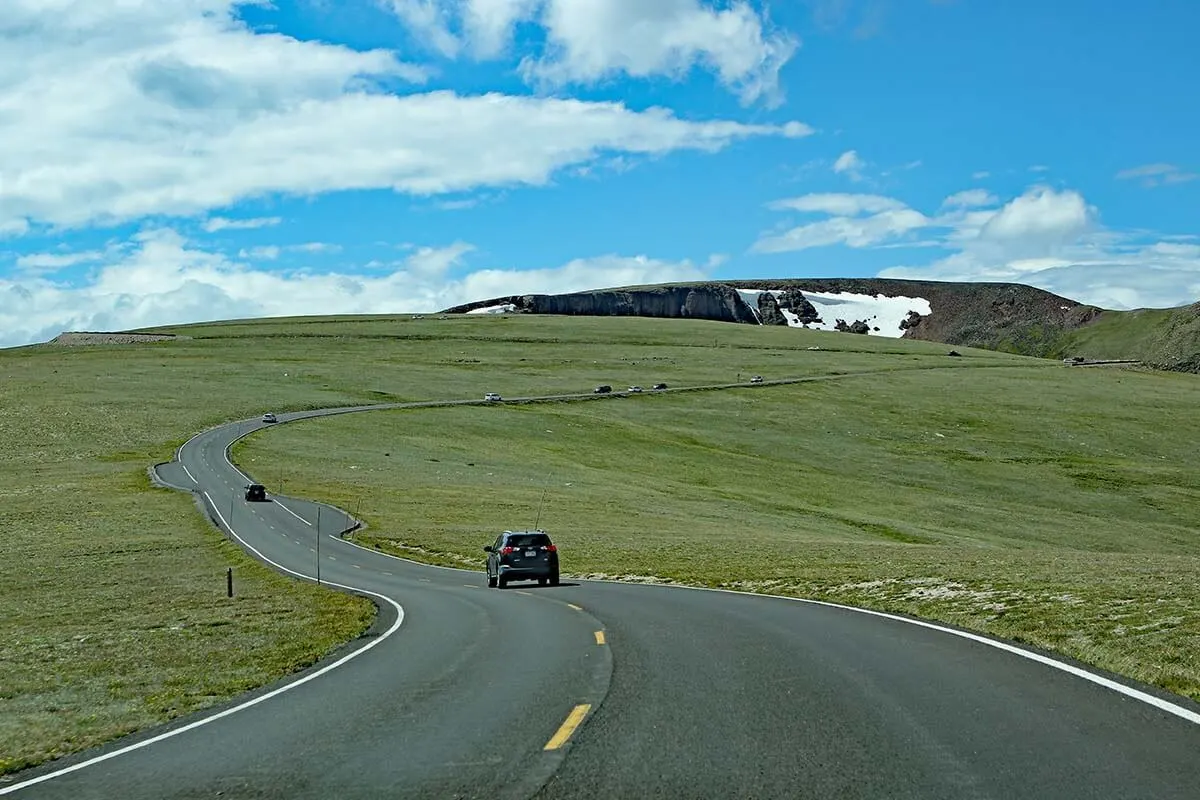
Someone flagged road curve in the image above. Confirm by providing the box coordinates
[6,379,1200,799]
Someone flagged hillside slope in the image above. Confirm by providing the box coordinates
[444,279,1200,372]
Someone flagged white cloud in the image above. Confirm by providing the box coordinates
[0,1,808,233]
[869,186,1200,309]
[972,170,991,180]
[238,246,282,260]
[1029,164,1050,173]
[753,208,928,253]
[832,149,866,181]
[15,250,107,273]
[291,242,343,254]
[202,216,283,232]
[380,0,799,106]
[384,0,464,56]
[941,189,997,209]
[0,229,713,348]
[521,0,799,107]
[975,186,1091,255]
[1116,163,1199,188]
[767,193,905,216]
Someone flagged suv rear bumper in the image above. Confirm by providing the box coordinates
[498,565,556,579]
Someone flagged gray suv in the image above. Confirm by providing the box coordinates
[484,530,560,588]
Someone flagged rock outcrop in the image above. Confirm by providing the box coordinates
[448,284,761,325]
[756,292,787,326]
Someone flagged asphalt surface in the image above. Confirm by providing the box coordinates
[7,387,1200,799]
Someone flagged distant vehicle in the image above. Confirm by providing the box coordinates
[652,383,668,390]
[628,386,643,393]
[244,484,267,502]
[261,412,278,423]
[594,385,612,394]
[484,530,560,588]
[750,375,764,383]
[484,392,502,401]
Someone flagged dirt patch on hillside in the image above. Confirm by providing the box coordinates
[47,332,189,346]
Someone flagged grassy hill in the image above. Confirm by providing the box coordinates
[1056,302,1200,370]
[3,313,1198,775]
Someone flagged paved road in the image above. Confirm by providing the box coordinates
[7,384,1200,799]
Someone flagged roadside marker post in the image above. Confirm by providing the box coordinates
[226,567,233,598]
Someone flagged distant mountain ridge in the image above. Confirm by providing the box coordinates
[443,278,1200,373]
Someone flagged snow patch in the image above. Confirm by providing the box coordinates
[739,289,932,338]
[736,289,767,322]
[467,303,516,315]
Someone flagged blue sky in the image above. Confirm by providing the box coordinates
[2,0,1198,347]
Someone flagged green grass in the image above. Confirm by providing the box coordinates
[3,312,1193,775]
[231,326,1200,701]
[1057,305,1200,371]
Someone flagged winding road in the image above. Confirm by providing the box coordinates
[6,384,1200,799]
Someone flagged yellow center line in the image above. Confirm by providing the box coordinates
[567,603,583,611]
[544,704,592,751]
[594,631,606,645]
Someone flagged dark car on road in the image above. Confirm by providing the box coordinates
[484,530,559,588]
[593,385,612,394]
[244,483,267,502]
[652,383,668,390]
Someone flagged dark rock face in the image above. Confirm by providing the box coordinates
[777,289,821,324]
[470,284,761,325]
[756,292,787,326]
[900,310,923,330]
[834,319,871,334]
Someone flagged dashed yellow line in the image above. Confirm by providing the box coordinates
[594,631,606,645]
[567,603,583,611]
[544,704,592,751]
[516,590,532,596]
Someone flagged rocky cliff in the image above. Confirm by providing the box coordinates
[448,283,761,324]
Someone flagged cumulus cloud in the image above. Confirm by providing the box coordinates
[381,0,799,106]
[0,0,808,233]
[754,192,929,252]
[754,208,928,253]
[871,187,1198,309]
[753,184,1199,308]
[0,230,712,348]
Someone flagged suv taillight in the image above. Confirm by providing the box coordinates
[500,546,514,555]
[544,545,557,552]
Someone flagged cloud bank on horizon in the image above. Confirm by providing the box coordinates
[1,0,1198,347]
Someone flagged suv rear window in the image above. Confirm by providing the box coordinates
[507,533,551,548]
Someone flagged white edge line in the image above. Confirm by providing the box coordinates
[0,494,405,796]
[180,463,197,484]
[612,580,1200,727]
[244,411,1200,727]
[197,402,1199,731]
[273,498,312,527]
